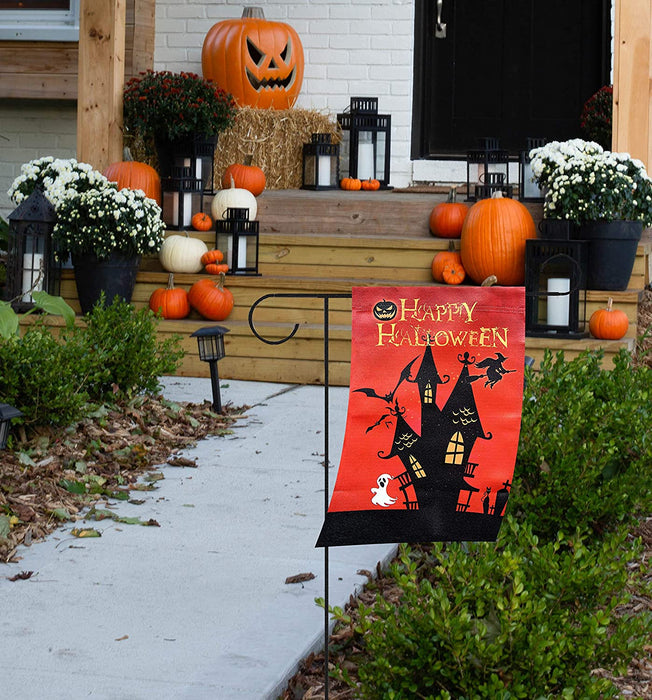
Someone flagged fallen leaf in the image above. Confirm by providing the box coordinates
[70,528,102,538]
[285,572,316,584]
[114,635,129,641]
[8,570,34,581]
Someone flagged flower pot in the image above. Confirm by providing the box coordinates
[72,252,141,315]
[579,220,643,291]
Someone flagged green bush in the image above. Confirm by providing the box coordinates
[67,295,184,401]
[513,349,652,539]
[0,324,89,427]
[336,518,647,700]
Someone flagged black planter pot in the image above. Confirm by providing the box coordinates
[72,252,141,315]
[579,220,643,291]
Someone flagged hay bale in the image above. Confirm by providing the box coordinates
[213,107,340,190]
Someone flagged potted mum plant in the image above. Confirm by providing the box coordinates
[9,156,165,315]
[123,70,237,184]
[529,139,652,290]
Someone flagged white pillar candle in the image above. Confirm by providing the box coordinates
[317,155,332,186]
[195,157,202,182]
[22,252,44,302]
[227,236,248,270]
[547,277,570,327]
[170,192,192,227]
[357,142,374,180]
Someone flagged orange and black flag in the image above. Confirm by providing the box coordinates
[317,286,526,547]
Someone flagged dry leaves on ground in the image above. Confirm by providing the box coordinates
[0,394,247,563]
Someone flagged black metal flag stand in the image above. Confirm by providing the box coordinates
[248,292,352,700]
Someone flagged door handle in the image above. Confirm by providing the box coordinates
[435,0,447,38]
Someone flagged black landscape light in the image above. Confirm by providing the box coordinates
[0,403,23,450]
[191,325,229,412]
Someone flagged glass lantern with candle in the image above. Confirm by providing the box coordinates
[465,137,512,202]
[5,187,60,312]
[215,207,260,275]
[337,97,392,189]
[302,133,340,190]
[525,239,588,338]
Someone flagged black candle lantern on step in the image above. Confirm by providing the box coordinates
[519,137,546,202]
[215,207,260,275]
[525,239,588,338]
[161,160,204,231]
[302,133,340,190]
[337,97,392,188]
[465,137,512,201]
[5,187,60,312]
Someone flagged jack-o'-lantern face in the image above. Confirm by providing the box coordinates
[373,299,398,321]
[202,16,304,110]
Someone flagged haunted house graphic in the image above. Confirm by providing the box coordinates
[317,286,525,547]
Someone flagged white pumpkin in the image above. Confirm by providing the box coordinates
[211,177,258,221]
[159,233,208,274]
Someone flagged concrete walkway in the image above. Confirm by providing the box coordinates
[1,378,397,699]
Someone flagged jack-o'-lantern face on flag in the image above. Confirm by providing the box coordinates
[317,286,526,547]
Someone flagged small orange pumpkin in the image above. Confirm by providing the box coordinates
[103,147,161,205]
[201,249,224,266]
[148,273,190,319]
[429,186,469,239]
[431,241,462,283]
[442,262,466,285]
[205,263,229,275]
[588,297,629,340]
[361,178,380,191]
[191,212,213,231]
[188,274,234,321]
[340,177,362,191]
[222,155,266,196]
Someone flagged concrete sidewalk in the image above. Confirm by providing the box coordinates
[1,378,397,700]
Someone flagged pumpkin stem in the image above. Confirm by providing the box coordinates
[607,297,613,312]
[491,190,504,199]
[242,6,264,18]
[447,186,458,203]
[244,154,254,166]
[123,146,134,161]
[447,240,457,252]
[167,272,175,289]
[481,275,498,287]
[217,272,226,290]
[229,175,236,190]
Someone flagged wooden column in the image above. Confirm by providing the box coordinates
[76,0,126,170]
[612,0,652,168]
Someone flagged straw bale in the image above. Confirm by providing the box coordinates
[213,107,340,190]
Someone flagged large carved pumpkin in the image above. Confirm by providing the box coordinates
[201,7,304,110]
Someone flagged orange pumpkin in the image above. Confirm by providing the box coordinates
[442,262,466,285]
[103,147,161,205]
[431,241,462,283]
[361,178,380,191]
[191,212,213,231]
[460,191,536,285]
[222,155,266,196]
[340,177,362,191]
[588,297,629,340]
[148,273,190,319]
[201,249,224,266]
[188,275,234,321]
[201,7,304,110]
[429,186,468,239]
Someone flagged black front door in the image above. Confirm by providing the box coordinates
[412,0,612,158]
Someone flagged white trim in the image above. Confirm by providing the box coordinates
[0,0,79,41]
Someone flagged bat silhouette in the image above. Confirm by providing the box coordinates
[354,356,419,403]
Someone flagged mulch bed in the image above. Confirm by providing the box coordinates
[0,394,247,564]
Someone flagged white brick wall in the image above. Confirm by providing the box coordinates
[1,0,422,220]
[154,0,417,187]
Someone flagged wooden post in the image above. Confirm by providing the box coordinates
[612,0,652,168]
[76,0,126,170]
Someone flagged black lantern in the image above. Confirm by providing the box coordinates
[0,403,22,450]
[191,325,229,413]
[215,207,260,275]
[337,97,391,188]
[519,137,546,202]
[156,135,218,196]
[302,133,340,190]
[6,188,60,312]
[465,137,512,202]
[525,239,588,338]
[161,169,204,231]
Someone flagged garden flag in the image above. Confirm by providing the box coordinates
[317,286,526,547]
